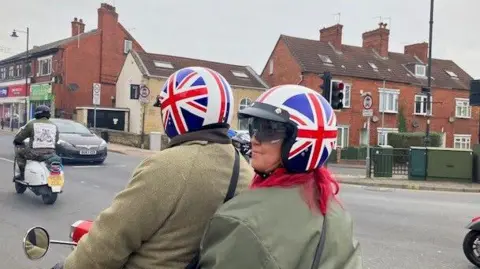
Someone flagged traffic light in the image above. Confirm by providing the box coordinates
[331,81,344,109]
[320,71,331,102]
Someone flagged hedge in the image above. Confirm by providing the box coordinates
[387,132,442,164]
[388,132,442,148]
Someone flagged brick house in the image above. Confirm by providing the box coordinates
[114,50,268,134]
[261,22,478,149]
[0,3,144,125]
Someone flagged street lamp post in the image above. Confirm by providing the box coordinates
[11,27,30,128]
[424,0,434,146]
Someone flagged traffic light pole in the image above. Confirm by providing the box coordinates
[424,0,434,147]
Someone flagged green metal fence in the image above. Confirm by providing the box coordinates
[368,147,409,177]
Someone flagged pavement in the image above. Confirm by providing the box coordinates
[0,130,479,268]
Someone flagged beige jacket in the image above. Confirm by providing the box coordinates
[64,128,254,269]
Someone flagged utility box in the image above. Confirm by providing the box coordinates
[408,147,427,181]
[426,147,473,182]
[372,145,393,178]
[149,132,163,151]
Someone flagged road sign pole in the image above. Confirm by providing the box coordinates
[366,117,371,178]
[94,105,97,131]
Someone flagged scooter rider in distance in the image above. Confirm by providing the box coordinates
[13,105,59,180]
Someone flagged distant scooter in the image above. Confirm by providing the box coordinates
[13,138,65,205]
[463,216,480,267]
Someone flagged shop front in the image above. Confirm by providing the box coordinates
[29,83,53,119]
[0,84,29,128]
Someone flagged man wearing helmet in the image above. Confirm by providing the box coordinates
[13,105,59,180]
[52,67,254,269]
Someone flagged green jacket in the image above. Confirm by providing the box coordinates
[198,186,363,269]
[14,118,59,152]
[64,128,254,269]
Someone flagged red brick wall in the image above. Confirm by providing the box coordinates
[52,12,143,116]
[261,40,479,148]
[261,39,302,86]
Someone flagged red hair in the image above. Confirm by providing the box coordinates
[250,167,340,215]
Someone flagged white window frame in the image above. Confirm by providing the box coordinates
[0,67,6,79]
[232,71,249,78]
[153,61,174,69]
[342,83,351,108]
[337,125,349,148]
[455,98,471,119]
[414,94,432,116]
[378,88,399,113]
[318,54,333,65]
[269,59,274,75]
[377,127,399,146]
[8,66,14,77]
[124,40,133,54]
[237,98,253,130]
[37,55,53,76]
[368,62,378,72]
[415,64,426,77]
[445,70,458,79]
[453,134,471,149]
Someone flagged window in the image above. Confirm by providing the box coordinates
[8,66,14,77]
[232,71,249,78]
[454,134,471,149]
[153,61,174,69]
[37,56,52,76]
[379,89,399,113]
[414,94,432,115]
[415,64,426,77]
[0,68,5,80]
[15,64,22,77]
[342,83,351,108]
[130,84,140,100]
[124,40,133,54]
[368,62,378,71]
[318,54,333,65]
[238,98,252,130]
[445,70,458,79]
[455,98,471,118]
[377,128,398,146]
[269,59,274,75]
[26,62,32,77]
[337,126,349,148]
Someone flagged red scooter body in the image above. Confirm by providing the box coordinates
[70,220,93,244]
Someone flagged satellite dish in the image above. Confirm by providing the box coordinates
[68,83,79,92]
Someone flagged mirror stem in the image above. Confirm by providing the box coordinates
[50,240,77,246]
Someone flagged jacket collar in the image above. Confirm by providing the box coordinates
[167,128,231,148]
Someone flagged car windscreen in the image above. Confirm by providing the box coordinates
[54,120,91,135]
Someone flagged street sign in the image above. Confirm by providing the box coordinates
[139,85,150,104]
[362,109,373,117]
[363,94,373,109]
[93,83,101,105]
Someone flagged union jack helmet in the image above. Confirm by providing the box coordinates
[239,85,337,173]
[159,67,234,138]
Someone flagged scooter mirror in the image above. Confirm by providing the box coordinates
[22,226,50,260]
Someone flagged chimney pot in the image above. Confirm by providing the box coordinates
[74,17,78,22]
[71,17,85,36]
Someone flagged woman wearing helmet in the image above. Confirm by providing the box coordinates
[197,85,363,269]
[54,67,254,269]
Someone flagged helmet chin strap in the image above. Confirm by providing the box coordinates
[255,160,282,179]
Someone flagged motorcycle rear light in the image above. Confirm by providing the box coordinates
[472,216,480,223]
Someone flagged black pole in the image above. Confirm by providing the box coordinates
[424,0,434,147]
[24,27,29,124]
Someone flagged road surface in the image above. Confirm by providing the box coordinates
[0,132,477,268]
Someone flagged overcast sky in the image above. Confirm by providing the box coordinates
[0,0,478,78]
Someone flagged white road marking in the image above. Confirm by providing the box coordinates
[0,157,13,163]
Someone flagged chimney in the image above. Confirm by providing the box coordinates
[71,17,85,36]
[362,22,390,57]
[97,3,118,30]
[320,24,343,50]
[404,42,428,63]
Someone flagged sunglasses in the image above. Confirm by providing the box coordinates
[248,118,287,143]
